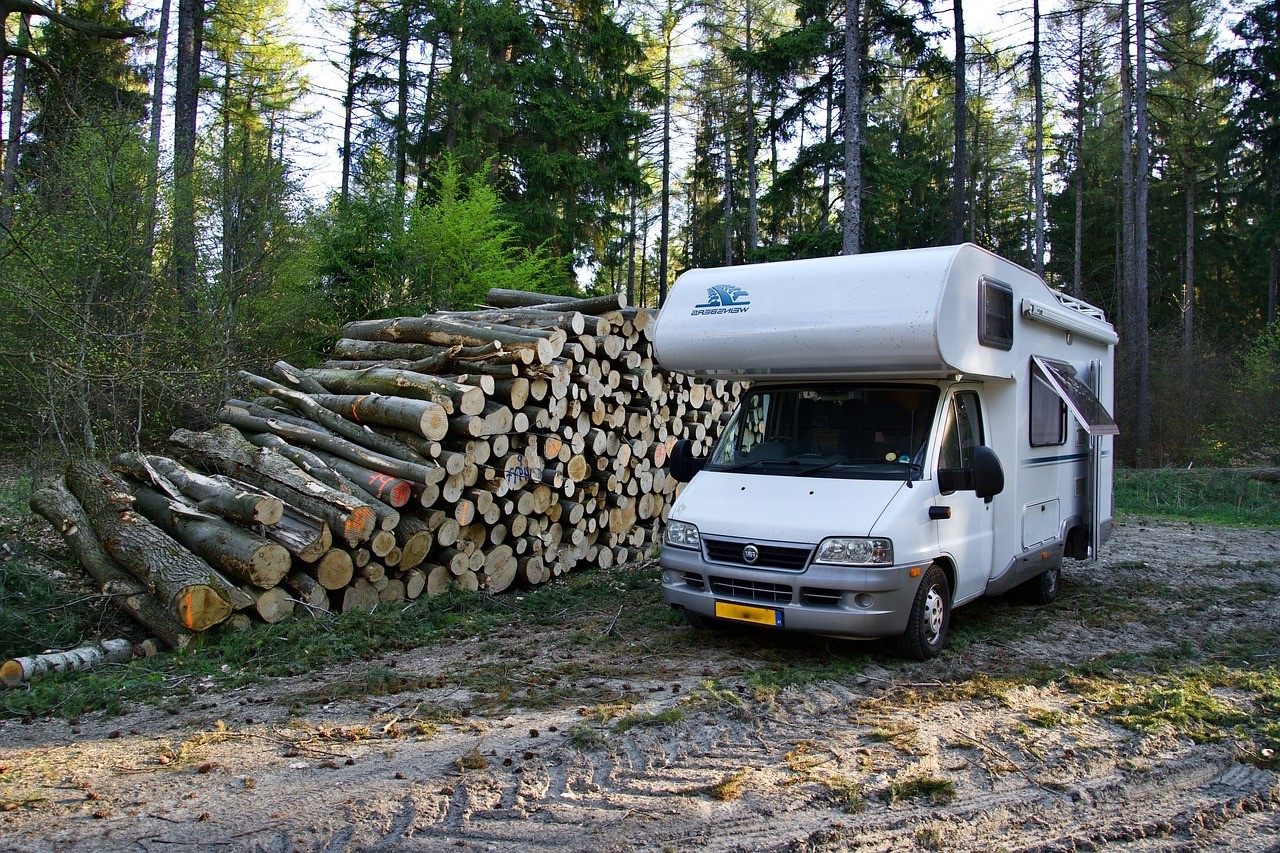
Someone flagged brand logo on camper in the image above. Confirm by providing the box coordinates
[742,544,760,564]
[692,285,750,316]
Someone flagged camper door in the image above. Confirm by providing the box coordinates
[1031,356,1119,558]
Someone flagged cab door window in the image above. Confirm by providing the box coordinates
[938,391,984,470]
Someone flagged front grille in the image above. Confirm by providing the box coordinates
[708,576,793,604]
[800,587,843,608]
[703,538,812,570]
[682,572,705,590]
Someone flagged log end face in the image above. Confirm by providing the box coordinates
[176,585,234,631]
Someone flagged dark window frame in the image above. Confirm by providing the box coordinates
[979,276,1015,351]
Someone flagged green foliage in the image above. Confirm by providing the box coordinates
[0,553,100,664]
[1114,468,1280,527]
[314,157,570,320]
[405,161,570,309]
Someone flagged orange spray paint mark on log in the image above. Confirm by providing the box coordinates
[344,507,375,542]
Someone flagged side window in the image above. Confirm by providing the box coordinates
[939,391,984,469]
[1030,360,1067,446]
[979,277,1014,350]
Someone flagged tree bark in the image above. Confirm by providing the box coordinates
[29,480,194,649]
[113,452,284,526]
[306,366,487,416]
[170,425,377,544]
[127,483,291,589]
[2,639,134,687]
[952,0,966,244]
[841,0,863,255]
[65,460,235,632]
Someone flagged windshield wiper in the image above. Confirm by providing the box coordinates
[715,459,773,472]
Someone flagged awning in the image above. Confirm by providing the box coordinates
[1031,355,1120,437]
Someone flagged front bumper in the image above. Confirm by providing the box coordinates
[659,543,927,638]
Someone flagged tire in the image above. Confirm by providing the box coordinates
[895,565,951,661]
[681,606,736,632]
[1020,564,1061,605]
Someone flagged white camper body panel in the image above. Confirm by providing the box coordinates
[653,245,1118,652]
[653,244,1117,383]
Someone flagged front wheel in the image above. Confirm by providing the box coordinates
[896,565,951,661]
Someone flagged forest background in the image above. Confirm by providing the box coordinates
[0,0,1277,470]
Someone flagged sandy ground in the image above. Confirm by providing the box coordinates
[1,518,1278,852]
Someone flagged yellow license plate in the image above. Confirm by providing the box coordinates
[715,601,783,627]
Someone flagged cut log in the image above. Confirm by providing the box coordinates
[244,433,401,532]
[170,425,376,544]
[309,393,449,442]
[283,569,331,616]
[219,404,444,489]
[127,483,291,589]
[29,480,194,650]
[2,639,134,687]
[113,453,283,526]
[239,370,430,463]
[340,578,380,612]
[245,585,294,623]
[265,505,332,563]
[65,460,235,632]
[305,366,484,416]
[315,548,355,589]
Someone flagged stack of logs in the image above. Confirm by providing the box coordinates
[30,288,741,649]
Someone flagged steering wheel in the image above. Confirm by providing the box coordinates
[763,434,803,450]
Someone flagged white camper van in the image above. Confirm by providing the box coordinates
[652,244,1119,659]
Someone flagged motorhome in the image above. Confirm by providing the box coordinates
[652,244,1119,659]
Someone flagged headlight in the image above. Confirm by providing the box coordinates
[814,537,893,566]
[665,519,701,549]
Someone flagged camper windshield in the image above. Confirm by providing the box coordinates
[708,385,940,479]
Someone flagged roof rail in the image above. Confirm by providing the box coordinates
[1049,288,1108,321]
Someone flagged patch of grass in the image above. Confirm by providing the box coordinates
[1025,706,1072,728]
[566,722,607,750]
[782,741,865,811]
[1066,665,1280,765]
[612,707,682,733]
[888,773,955,805]
[1115,468,1280,527]
[704,768,750,801]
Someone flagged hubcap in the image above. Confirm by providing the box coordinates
[924,586,945,643]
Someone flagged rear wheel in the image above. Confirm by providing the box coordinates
[1019,564,1061,605]
[896,565,951,661]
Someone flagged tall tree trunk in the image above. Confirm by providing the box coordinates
[722,101,734,266]
[1181,179,1195,380]
[822,61,833,230]
[951,0,965,245]
[1270,175,1279,327]
[658,2,674,304]
[1133,0,1151,465]
[744,0,758,255]
[1119,0,1137,460]
[413,27,442,195]
[341,21,359,205]
[1032,0,1045,276]
[173,0,202,318]
[1,14,30,227]
[626,135,638,305]
[1072,1,1085,298]
[394,1,409,202]
[143,0,170,259]
[841,0,862,255]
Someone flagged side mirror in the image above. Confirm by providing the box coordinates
[937,445,1005,499]
[669,439,706,483]
[971,445,1005,499]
